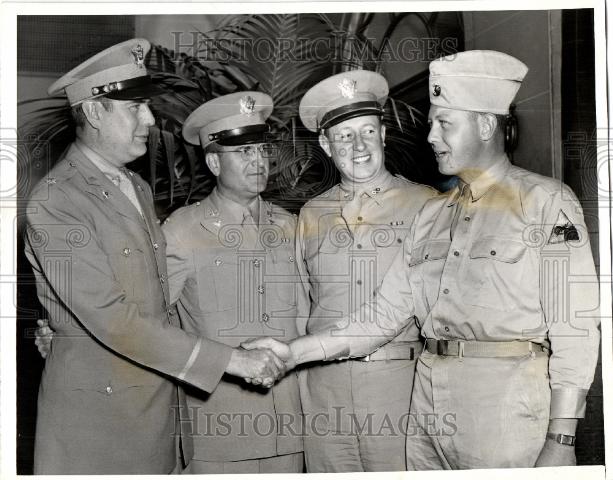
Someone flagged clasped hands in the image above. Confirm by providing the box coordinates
[228,338,296,389]
[34,320,293,390]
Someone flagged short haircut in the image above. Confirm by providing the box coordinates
[470,111,507,142]
[204,142,221,155]
[71,97,115,128]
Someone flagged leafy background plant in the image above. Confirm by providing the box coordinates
[19,13,453,217]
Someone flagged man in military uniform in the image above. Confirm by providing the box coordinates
[244,50,600,469]
[294,70,437,472]
[162,92,307,474]
[24,40,286,474]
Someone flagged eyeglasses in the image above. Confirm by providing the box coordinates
[219,143,278,160]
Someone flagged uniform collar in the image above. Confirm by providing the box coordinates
[338,169,394,205]
[447,156,512,206]
[75,139,124,181]
[210,188,264,226]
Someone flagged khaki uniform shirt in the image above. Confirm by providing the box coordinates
[163,188,306,462]
[297,173,438,343]
[315,158,600,419]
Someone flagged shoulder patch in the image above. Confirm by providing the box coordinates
[548,210,580,244]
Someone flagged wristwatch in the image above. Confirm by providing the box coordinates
[546,432,576,446]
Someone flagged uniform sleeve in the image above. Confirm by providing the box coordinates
[25,192,233,393]
[313,216,417,359]
[539,186,600,418]
[163,219,192,305]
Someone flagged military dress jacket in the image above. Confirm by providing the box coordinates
[163,188,306,462]
[24,144,233,474]
[315,158,600,419]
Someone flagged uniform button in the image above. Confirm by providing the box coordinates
[253,259,261,267]
[215,258,223,266]
[289,256,294,263]
[122,247,131,256]
[160,275,166,284]
[443,288,449,294]
[424,254,429,260]
[490,250,496,256]
[357,216,363,222]
[257,285,265,294]
[356,280,362,285]
[453,251,460,257]
[105,386,113,395]
[196,201,201,206]
[136,184,143,191]
[356,244,362,249]
[153,242,159,250]
[261,313,270,322]
[397,238,402,244]
[444,326,450,332]
[464,216,471,222]
[167,308,174,316]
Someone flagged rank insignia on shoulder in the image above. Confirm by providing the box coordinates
[548,210,580,244]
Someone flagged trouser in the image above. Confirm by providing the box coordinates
[406,350,550,470]
[182,451,304,474]
[299,358,416,472]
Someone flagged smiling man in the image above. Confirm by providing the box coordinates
[293,70,437,472]
[24,42,287,474]
[244,51,600,470]
[162,93,307,474]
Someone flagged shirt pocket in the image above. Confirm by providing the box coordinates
[195,250,239,313]
[462,237,527,311]
[267,246,299,307]
[409,239,451,267]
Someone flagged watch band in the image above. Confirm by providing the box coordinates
[546,432,576,446]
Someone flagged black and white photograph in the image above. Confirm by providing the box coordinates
[1,1,610,478]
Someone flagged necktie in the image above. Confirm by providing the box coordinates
[242,211,259,248]
[341,190,364,232]
[109,170,143,216]
[450,184,470,239]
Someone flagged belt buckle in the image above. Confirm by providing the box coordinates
[436,340,449,356]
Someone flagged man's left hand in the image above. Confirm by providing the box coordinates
[535,438,576,467]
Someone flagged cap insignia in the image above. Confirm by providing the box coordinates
[338,78,357,99]
[239,95,256,115]
[131,44,145,68]
[433,84,441,96]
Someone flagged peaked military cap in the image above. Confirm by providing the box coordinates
[299,70,388,132]
[48,38,163,106]
[183,92,273,148]
[429,50,528,114]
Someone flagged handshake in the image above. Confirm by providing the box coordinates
[34,321,308,390]
[227,338,297,389]
[34,321,298,390]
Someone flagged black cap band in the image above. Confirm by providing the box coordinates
[95,75,164,100]
[208,124,270,146]
[319,101,384,130]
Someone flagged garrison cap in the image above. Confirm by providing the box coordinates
[429,50,528,115]
[48,38,163,106]
[182,92,273,148]
[299,70,388,132]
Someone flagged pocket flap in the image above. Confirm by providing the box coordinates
[409,240,451,266]
[469,238,526,263]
